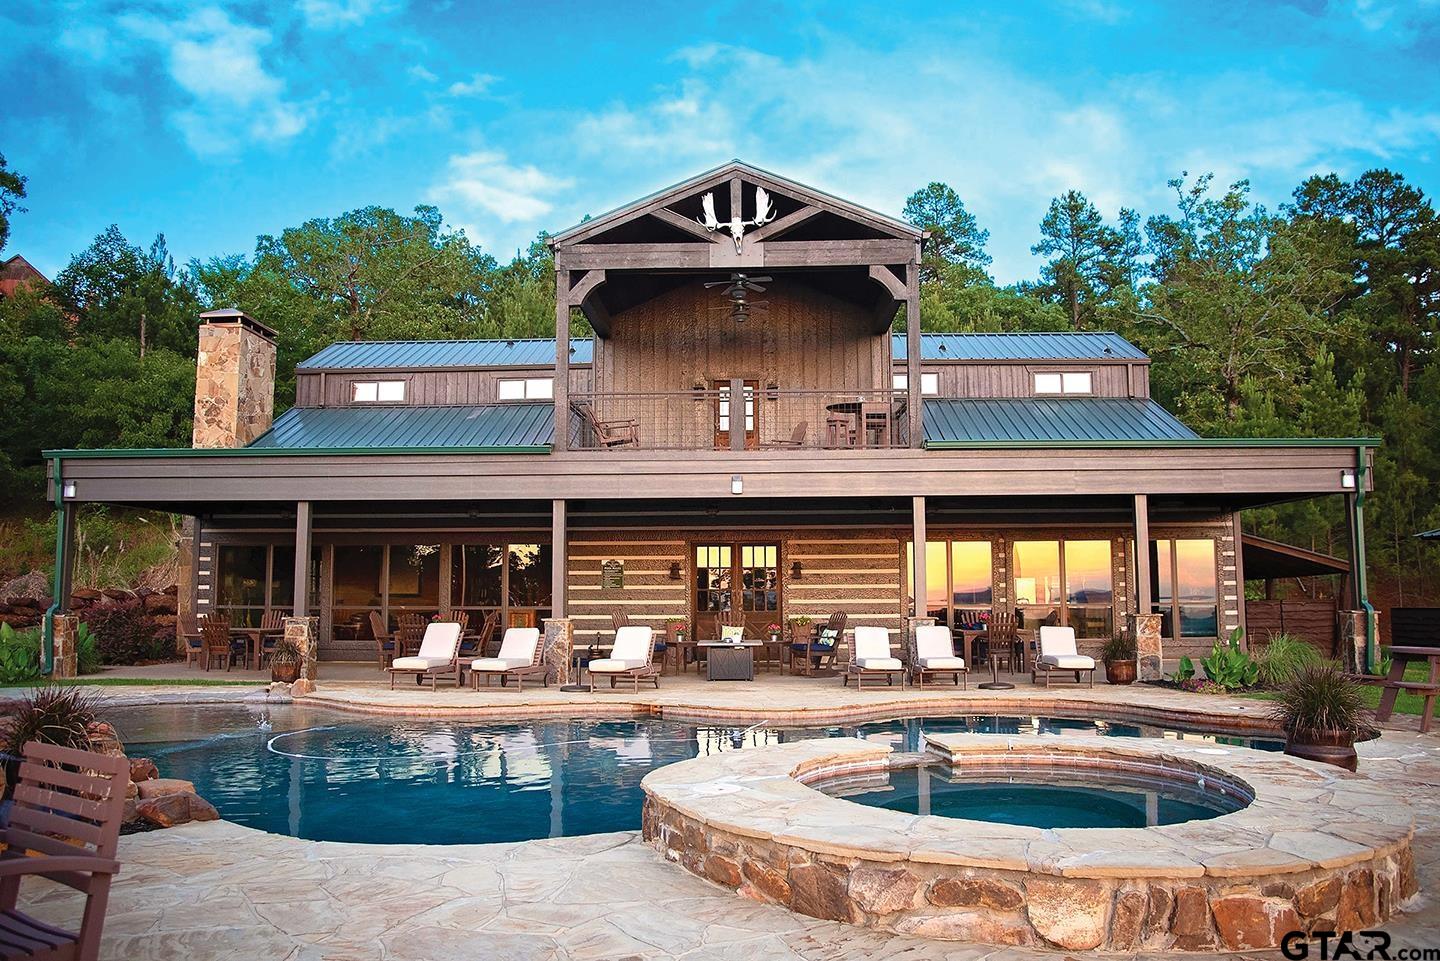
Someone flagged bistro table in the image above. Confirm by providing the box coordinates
[701,640,761,681]
[823,400,907,449]
[230,626,284,671]
[1375,645,1440,734]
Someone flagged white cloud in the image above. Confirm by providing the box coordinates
[426,150,573,251]
[297,0,399,30]
[408,64,438,83]
[447,73,498,97]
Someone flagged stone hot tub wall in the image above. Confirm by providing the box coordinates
[641,737,1417,952]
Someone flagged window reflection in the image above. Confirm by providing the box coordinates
[1151,539,1218,639]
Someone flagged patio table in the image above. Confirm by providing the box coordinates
[1375,645,1440,733]
[700,640,761,681]
[230,626,284,671]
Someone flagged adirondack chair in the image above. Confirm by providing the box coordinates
[369,611,397,669]
[200,613,233,672]
[572,400,640,449]
[257,609,286,668]
[179,615,204,669]
[0,741,129,961]
[791,611,846,675]
[761,421,808,449]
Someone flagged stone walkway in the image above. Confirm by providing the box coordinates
[15,732,1440,960]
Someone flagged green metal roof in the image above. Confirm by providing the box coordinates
[247,403,554,452]
[923,398,1198,445]
[299,338,593,370]
[894,331,1147,361]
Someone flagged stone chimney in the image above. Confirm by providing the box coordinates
[192,308,277,448]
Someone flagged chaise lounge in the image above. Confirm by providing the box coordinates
[587,625,659,692]
[843,625,905,689]
[387,621,463,690]
[913,624,967,688]
[468,627,547,690]
[1033,625,1096,687]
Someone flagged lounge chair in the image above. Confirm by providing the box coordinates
[1033,625,1096,687]
[913,625,966,689]
[587,625,659,692]
[0,740,129,961]
[843,625,904,689]
[387,622,463,690]
[469,627,547,690]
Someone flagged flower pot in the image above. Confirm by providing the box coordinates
[1284,728,1358,772]
[1104,658,1137,685]
[271,661,301,684]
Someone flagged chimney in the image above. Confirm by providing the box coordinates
[192,308,277,448]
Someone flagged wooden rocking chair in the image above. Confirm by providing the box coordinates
[572,400,640,449]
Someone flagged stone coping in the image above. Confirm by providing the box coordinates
[642,735,1418,950]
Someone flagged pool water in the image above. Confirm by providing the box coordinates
[819,765,1247,829]
[112,705,1280,845]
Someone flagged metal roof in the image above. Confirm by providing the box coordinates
[248,404,554,451]
[923,398,1198,445]
[895,331,1148,361]
[297,338,594,370]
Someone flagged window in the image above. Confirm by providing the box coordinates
[352,380,406,403]
[1013,539,1114,638]
[892,372,940,396]
[1033,371,1093,395]
[498,377,554,400]
[1151,539,1218,638]
[214,543,312,626]
[905,539,994,630]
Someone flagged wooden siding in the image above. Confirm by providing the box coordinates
[920,362,1146,400]
[567,535,688,641]
[294,367,592,408]
[785,534,906,654]
[593,280,890,395]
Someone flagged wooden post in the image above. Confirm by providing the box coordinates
[1133,494,1151,615]
[554,270,571,452]
[911,495,927,617]
[293,501,312,616]
[551,498,567,618]
[906,261,922,449]
[730,377,745,452]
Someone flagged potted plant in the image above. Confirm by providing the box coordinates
[664,617,688,644]
[1,686,101,827]
[1101,634,1138,685]
[1271,662,1368,771]
[765,622,783,644]
[270,636,302,684]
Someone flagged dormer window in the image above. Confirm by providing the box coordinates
[893,372,940,396]
[1034,371,1092,395]
[497,377,554,401]
[352,380,406,403]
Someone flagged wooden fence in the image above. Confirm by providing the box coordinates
[1245,599,1338,656]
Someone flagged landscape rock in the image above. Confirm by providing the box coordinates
[848,867,919,915]
[704,855,742,888]
[928,876,1024,910]
[1025,878,1111,950]
[1111,889,1148,950]
[1212,894,1302,950]
[1297,877,1342,918]
[788,862,854,922]
[290,678,316,697]
[739,859,790,903]
[136,777,196,800]
[1336,868,1377,930]
[0,571,50,601]
[128,757,159,783]
[85,722,124,758]
[136,791,219,828]
[893,911,1032,945]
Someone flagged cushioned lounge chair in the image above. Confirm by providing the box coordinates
[843,625,904,689]
[1033,625,1096,687]
[587,625,659,692]
[913,624,966,689]
[469,627,547,690]
[387,622,463,690]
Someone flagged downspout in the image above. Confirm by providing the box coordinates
[41,454,65,675]
[1353,445,1376,673]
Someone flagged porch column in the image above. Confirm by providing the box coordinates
[46,500,78,677]
[1132,494,1163,682]
[905,262,922,449]
[293,501,312,616]
[911,495,927,617]
[554,270,570,452]
[1133,494,1151,614]
[551,498,567,618]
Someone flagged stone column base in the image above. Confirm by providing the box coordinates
[51,613,79,679]
[1339,611,1368,674]
[1132,613,1163,681]
[903,616,936,669]
[543,618,574,686]
[283,616,319,692]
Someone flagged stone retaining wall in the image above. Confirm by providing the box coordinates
[641,736,1417,952]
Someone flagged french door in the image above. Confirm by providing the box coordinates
[693,543,780,640]
[712,380,758,450]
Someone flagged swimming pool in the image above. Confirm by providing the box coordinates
[113,704,1281,845]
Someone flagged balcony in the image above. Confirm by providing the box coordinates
[568,387,910,451]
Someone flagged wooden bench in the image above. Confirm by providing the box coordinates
[1375,645,1440,734]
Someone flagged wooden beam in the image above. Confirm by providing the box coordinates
[749,204,820,242]
[763,239,918,268]
[648,207,724,242]
[873,295,901,330]
[868,264,907,300]
[912,495,927,618]
[556,244,712,271]
[730,177,742,221]
[1134,494,1151,615]
[293,501,312,616]
[579,290,612,338]
[554,269,571,450]
[906,262,922,449]
[552,499,567,617]
[568,269,606,303]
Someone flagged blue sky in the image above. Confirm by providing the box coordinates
[3,0,1438,284]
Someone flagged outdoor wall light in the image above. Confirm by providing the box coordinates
[790,561,803,580]
[669,562,682,580]
[731,474,743,495]
[62,481,77,499]
[1340,470,1357,490]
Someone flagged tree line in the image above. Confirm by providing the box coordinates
[0,152,1435,606]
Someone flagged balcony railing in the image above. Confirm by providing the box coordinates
[568,387,910,451]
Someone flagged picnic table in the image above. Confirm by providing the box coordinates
[1375,646,1440,733]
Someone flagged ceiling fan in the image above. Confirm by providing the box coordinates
[705,273,771,322]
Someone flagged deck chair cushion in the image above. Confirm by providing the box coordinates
[590,626,654,672]
[391,622,461,669]
[853,627,900,670]
[471,628,541,671]
[1038,626,1095,669]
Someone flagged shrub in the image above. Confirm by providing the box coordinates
[1,685,101,760]
[81,598,175,665]
[1256,633,1321,688]
[1173,655,1195,683]
[1271,662,1368,737]
[75,622,102,675]
[1101,634,1136,662]
[1199,627,1259,690]
[0,623,42,684]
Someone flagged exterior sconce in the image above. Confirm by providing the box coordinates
[62,481,77,499]
[669,561,682,580]
[790,561,803,580]
[731,474,743,495]
[1340,470,1357,490]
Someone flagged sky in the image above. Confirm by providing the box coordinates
[3,0,1439,285]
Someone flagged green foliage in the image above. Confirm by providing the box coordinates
[0,152,27,253]
[1173,655,1195,682]
[1199,628,1260,690]
[81,599,175,665]
[0,685,101,761]
[1270,662,1368,736]
[1256,633,1322,688]
[902,182,991,285]
[0,623,42,685]
[1030,191,1140,329]
[75,622,101,675]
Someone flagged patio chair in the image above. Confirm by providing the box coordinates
[200,613,233,672]
[982,611,1020,674]
[463,610,500,657]
[844,625,905,689]
[913,625,967,689]
[180,615,203,669]
[1033,625,1096,687]
[761,421,808,449]
[791,611,846,676]
[395,613,428,658]
[386,621,463,690]
[572,400,640,449]
[0,740,129,961]
[257,609,285,669]
[469,627,547,690]
[369,610,397,669]
[587,625,659,692]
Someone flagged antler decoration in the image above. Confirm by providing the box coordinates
[696,186,778,253]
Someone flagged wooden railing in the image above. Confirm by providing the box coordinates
[568,387,910,451]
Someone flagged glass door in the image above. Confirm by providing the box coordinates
[693,542,779,639]
[712,380,758,449]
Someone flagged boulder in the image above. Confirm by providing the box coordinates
[101,588,132,602]
[136,792,219,828]
[928,876,1024,910]
[787,862,855,922]
[1212,894,1302,950]
[85,722,124,758]
[128,757,159,783]
[290,678,316,697]
[143,593,178,614]
[848,867,919,915]
[70,588,102,602]
[0,571,50,601]
[1025,878,1111,951]
[136,777,196,800]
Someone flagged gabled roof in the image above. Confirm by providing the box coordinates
[298,338,595,370]
[923,398,1197,445]
[550,159,923,246]
[894,331,1147,362]
[248,404,553,452]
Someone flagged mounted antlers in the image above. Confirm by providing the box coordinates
[697,186,778,253]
